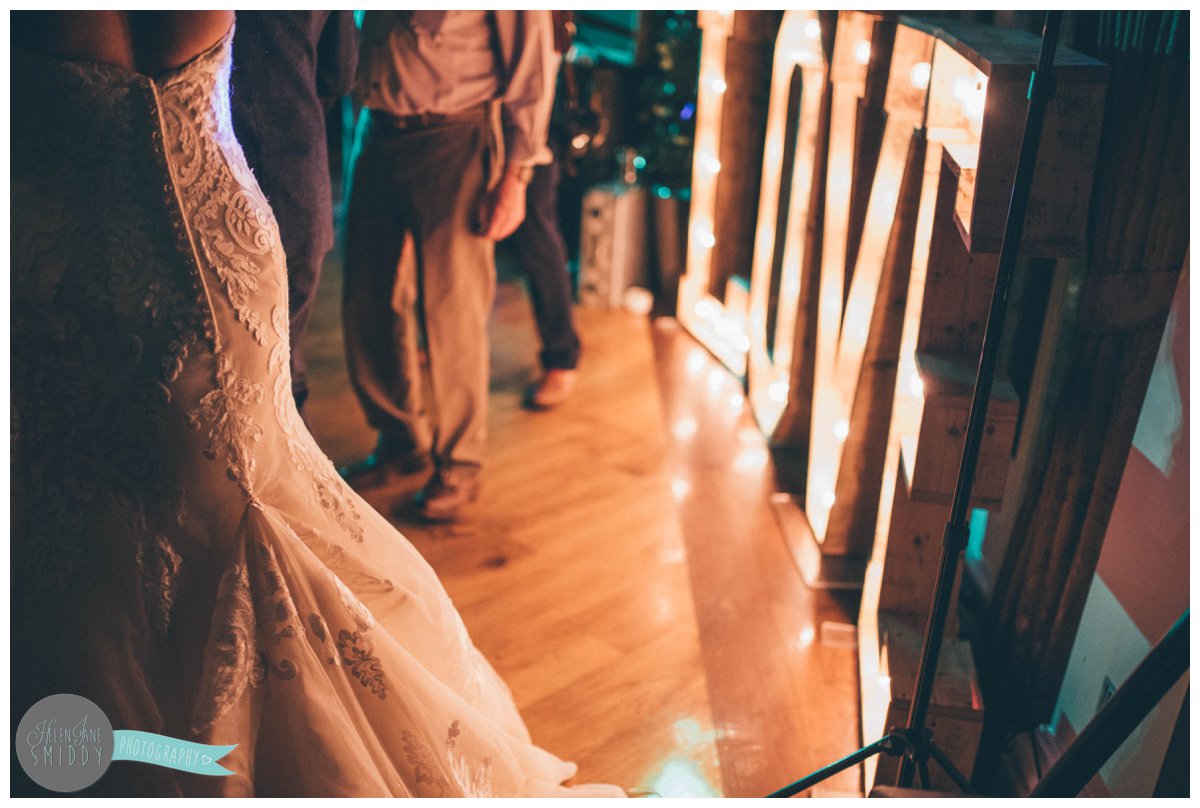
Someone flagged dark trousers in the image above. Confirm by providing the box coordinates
[506,157,581,371]
[287,249,324,412]
[342,112,496,469]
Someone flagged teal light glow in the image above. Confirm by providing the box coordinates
[656,185,672,199]
[966,508,989,565]
[633,155,647,170]
[636,718,722,797]
[645,757,719,798]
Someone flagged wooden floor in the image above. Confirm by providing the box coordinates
[304,251,861,796]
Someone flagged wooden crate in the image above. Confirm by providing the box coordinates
[904,17,1108,257]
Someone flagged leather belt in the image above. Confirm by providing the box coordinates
[371,102,489,132]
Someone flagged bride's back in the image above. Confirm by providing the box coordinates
[12,10,233,76]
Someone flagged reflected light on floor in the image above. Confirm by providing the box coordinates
[737,425,761,445]
[644,757,721,798]
[671,477,692,501]
[658,545,686,565]
[686,348,707,376]
[639,718,722,798]
[729,393,745,413]
[673,417,699,441]
[734,445,769,472]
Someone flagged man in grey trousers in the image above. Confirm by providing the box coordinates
[341,11,556,522]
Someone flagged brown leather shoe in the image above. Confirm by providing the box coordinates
[524,368,578,410]
[413,465,481,522]
[339,435,431,485]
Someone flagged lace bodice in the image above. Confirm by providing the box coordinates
[12,28,362,591]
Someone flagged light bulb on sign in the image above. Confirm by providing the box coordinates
[671,477,692,501]
[768,379,789,404]
[952,70,988,122]
[701,154,722,175]
[908,371,924,399]
[734,446,768,472]
[964,76,987,121]
[804,19,821,40]
[909,61,931,90]
[821,490,836,509]
[708,76,727,95]
[672,417,698,441]
[834,419,850,441]
[855,40,871,65]
[737,425,760,445]
[696,229,716,249]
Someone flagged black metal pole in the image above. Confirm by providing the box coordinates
[1030,611,1189,797]
[897,11,1063,788]
[767,736,899,797]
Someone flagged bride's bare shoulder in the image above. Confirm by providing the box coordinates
[12,10,233,75]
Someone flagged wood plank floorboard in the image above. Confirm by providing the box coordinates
[651,320,863,797]
[305,250,862,797]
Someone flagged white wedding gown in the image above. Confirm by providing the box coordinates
[10,28,621,797]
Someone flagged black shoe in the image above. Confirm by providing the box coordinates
[412,464,481,522]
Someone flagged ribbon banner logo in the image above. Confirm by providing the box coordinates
[16,694,237,793]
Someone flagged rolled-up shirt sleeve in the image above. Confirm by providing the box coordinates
[493,10,557,169]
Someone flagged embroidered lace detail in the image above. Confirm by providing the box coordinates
[158,40,283,347]
[447,721,494,798]
[402,730,451,797]
[192,561,262,735]
[334,576,378,631]
[270,306,293,427]
[336,629,388,699]
[187,353,264,492]
[250,536,304,681]
[270,303,366,543]
[308,613,339,665]
[399,722,495,797]
[289,440,367,544]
